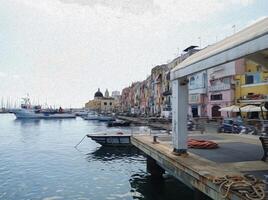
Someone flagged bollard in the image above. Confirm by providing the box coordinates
[153,136,159,144]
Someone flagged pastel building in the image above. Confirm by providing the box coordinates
[188,70,208,117]
[207,61,244,119]
[235,59,268,118]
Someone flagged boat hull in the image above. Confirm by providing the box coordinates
[13,110,76,119]
[87,135,131,146]
[107,121,130,127]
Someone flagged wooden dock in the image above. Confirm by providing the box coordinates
[131,133,268,200]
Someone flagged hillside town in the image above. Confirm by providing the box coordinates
[85,45,268,121]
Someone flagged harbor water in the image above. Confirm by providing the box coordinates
[0,114,195,200]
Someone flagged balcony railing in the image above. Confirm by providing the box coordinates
[208,83,231,92]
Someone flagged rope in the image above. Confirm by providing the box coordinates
[188,138,218,149]
[74,134,87,148]
[213,175,266,200]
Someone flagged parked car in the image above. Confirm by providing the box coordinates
[261,121,268,136]
[217,118,257,135]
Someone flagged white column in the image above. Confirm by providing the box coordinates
[172,78,188,154]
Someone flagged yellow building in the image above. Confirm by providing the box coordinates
[235,59,268,118]
[85,89,116,113]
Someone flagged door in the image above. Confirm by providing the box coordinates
[191,105,198,118]
[212,105,221,118]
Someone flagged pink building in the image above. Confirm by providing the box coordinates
[207,60,244,119]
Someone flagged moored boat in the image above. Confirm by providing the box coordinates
[12,97,76,119]
[107,120,130,127]
[83,112,100,120]
[98,115,115,122]
[87,132,131,146]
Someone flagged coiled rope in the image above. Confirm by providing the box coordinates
[188,138,218,149]
[213,174,266,200]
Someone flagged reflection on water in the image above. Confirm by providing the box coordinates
[13,118,41,126]
[0,114,195,200]
[88,146,143,162]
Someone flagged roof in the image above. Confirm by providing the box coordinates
[171,17,268,80]
[94,88,103,98]
[183,45,198,52]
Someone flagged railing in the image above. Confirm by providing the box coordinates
[208,83,231,92]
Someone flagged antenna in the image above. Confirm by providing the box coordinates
[198,36,201,48]
[232,25,236,34]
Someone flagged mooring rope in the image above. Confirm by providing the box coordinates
[188,138,218,149]
[213,174,266,200]
[74,134,87,148]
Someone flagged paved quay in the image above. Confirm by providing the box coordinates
[131,133,268,200]
[117,115,219,133]
[117,116,172,130]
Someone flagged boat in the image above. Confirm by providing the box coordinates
[12,97,76,119]
[83,112,101,120]
[87,132,131,146]
[107,120,130,127]
[73,110,88,117]
[98,115,115,122]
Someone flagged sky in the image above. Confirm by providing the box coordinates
[0,0,267,108]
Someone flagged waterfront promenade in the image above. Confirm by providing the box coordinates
[131,133,268,199]
[117,115,219,133]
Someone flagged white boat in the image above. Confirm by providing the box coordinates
[73,110,88,117]
[83,112,115,121]
[83,112,100,120]
[87,132,131,146]
[98,115,115,121]
[12,97,76,119]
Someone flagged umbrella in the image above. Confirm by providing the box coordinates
[240,105,268,112]
[219,105,240,112]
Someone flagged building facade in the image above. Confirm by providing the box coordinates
[150,64,169,116]
[188,71,208,117]
[85,89,116,112]
[206,61,244,119]
[235,59,268,118]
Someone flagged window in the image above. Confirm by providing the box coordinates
[110,102,112,106]
[245,73,260,84]
[211,94,222,101]
[104,102,107,105]
[222,77,230,84]
[245,75,254,84]
[210,80,216,86]
[189,77,195,85]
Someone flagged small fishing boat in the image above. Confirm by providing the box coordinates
[73,110,88,117]
[87,132,131,146]
[83,112,100,120]
[98,115,115,122]
[107,120,130,127]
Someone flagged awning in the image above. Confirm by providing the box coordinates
[240,105,268,112]
[219,105,240,112]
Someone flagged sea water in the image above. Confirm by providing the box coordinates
[0,114,195,200]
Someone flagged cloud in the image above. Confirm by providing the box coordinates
[0,72,7,78]
[59,0,159,15]
[12,74,20,79]
[1,0,259,107]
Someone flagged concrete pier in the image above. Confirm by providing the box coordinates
[131,133,268,200]
[146,155,165,179]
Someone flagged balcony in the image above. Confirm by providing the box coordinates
[241,82,268,88]
[208,83,231,92]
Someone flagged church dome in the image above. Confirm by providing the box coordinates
[94,88,103,98]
